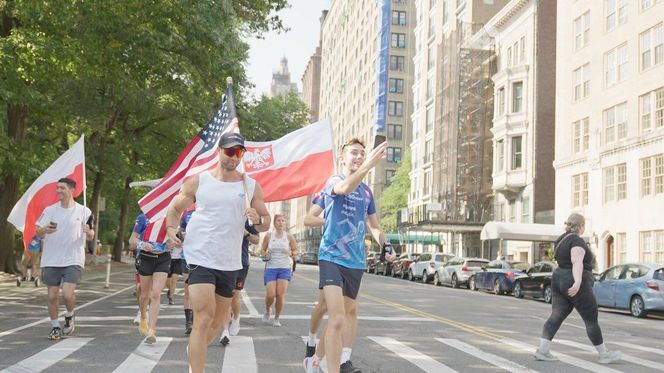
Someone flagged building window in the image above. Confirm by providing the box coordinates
[507,46,512,67]
[425,106,433,132]
[509,201,516,222]
[426,75,434,100]
[641,0,661,11]
[428,12,435,38]
[643,154,664,196]
[423,170,431,195]
[573,117,590,153]
[390,55,405,71]
[574,11,591,51]
[512,81,523,113]
[604,43,629,87]
[519,36,526,63]
[640,86,664,132]
[603,163,627,203]
[387,124,402,140]
[389,78,404,93]
[522,197,530,223]
[497,87,505,116]
[616,232,627,264]
[511,136,523,170]
[574,63,590,101]
[392,11,407,26]
[657,231,664,263]
[603,102,628,144]
[606,0,628,32]
[428,43,436,70]
[572,173,589,208]
[640,23,664,71]
[391,33,406,48]
[385,170,396,185]
[388,101,403,116]
[424,139,432,163]
[387,147,402,162]
[640,231,654,262]
[496,139,505,172]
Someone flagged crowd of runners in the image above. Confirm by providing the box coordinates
[27,130,622,372]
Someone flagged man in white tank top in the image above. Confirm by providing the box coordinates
[165,132,270,373]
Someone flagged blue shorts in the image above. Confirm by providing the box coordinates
[264,267,292,285]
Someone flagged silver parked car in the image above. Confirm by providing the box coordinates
[433,257,489,288]
[408,252,455,284]
[593,263,664,318]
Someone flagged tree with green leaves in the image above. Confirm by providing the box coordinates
[380,150,411,232]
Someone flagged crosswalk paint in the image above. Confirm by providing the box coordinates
[241,289,259,316]
[612,341,664,356]
[368,336,458,373]
[1,337,93,373]
[112,337,172,373]
[556,339,664,371]
[502,339,623,373]
[435,338,539,373]
[221,336,257,373]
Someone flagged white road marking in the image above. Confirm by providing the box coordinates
[612,341,664,356]
[241,289,259,316]
[368,336,458,373]
[1,338,93,373]
[436,338,538,373]
[112,337,172,373]
[72,314,433,322]
[0,285,133,338]
[557,339,664,371]
[221,336,257,373]
[502,339,623,373]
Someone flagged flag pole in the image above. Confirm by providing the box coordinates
[227,75,253,226]
[81,135,88,240]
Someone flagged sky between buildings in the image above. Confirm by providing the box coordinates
[246,0,331,98]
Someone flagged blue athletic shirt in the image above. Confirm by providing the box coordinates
[132,214,167,253]
[318,175,376,269]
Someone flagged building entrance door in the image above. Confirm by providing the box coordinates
[606,235,614,268]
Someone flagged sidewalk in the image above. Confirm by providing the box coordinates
[0,256,134,284]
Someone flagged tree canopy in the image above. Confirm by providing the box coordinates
[380,150,411,232]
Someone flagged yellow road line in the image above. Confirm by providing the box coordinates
[294,271,506,342]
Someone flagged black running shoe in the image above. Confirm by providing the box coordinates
[185,322,192,335]
[306,344,316,358]
[340,360,362,373]
[63,315,75,335]
[48,327,63,340]
[168,296,174,305]
[220,336,230,346]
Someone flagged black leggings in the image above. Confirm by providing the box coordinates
[542,268,603,345]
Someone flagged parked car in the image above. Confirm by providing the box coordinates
[513,261,557,303]
[433,257,489,288]
[593,263,664,318]
[300,252,318,265]
[408,252,455,284]
[365,252,380,273]
[470,260,532,295]
[375,256,394,276]
[392,253,421,279]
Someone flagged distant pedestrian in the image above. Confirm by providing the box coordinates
[261,214,298,327]
[228,221,259,337]
[535,213,621,364]
[36,177,94,340]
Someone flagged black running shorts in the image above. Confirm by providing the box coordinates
[318,260,364,300]
[235,266,249,291]
[137,252,171,276]
[187,265,238,298]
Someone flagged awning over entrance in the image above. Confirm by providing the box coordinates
[480,221,590,242]
[385,233,441,245]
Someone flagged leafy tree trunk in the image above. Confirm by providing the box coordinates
[0,104,29,272]
[113,176,132,261]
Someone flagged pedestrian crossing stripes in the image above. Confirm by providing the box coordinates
[113,337,172,373]
[3,333,664,372]
[1,338,93,373]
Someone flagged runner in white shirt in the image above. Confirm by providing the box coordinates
[35,178,94,340]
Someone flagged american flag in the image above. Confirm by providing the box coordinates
[138,85,239,242]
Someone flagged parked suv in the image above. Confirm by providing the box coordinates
[408,252,455,284]
[392,253,420,279]
[434,257,489,288]
[513,261,557,303]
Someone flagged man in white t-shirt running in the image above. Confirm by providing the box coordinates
[36,178,94,340]
[166,132,271,373]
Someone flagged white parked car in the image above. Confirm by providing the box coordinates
[408,252,455,284]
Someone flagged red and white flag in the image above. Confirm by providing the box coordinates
[7,135,85,250]
[243,119,334,202]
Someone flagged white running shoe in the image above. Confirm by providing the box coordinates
[272,319,281,327]
[262,312,270,323]
[598,350,622,364]
[303,356,320,373]
[133,310,141,325]
[229,318,240,336]
[534,349,558,361]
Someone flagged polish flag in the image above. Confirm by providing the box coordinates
[7,135,85,250]
[243,119,334,202]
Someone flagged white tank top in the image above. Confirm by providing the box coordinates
[183,171,256,271]
[266,231,292,269]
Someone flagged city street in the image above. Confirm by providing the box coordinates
[1,260,664,372]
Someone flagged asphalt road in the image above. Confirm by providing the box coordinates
[1,259,664,372]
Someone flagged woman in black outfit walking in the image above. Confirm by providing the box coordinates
[535,213,621,364]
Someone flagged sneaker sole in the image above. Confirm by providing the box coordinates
[63,326,75,336]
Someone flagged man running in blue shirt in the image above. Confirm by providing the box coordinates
[304,138,395,373]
